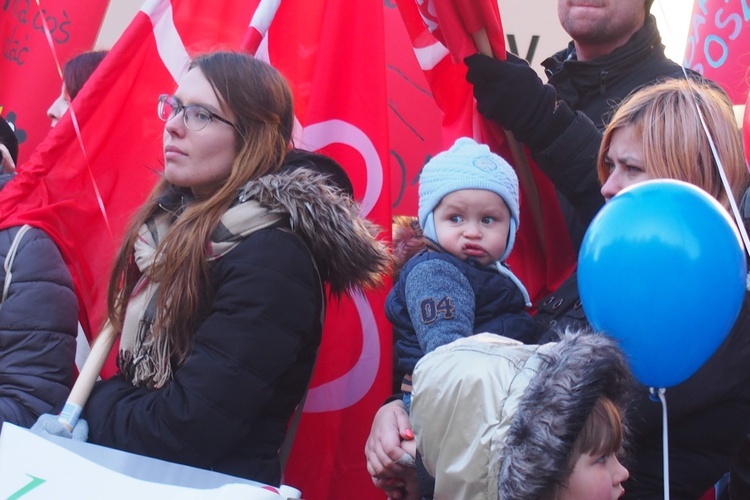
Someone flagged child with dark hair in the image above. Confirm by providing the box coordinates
[558,396,628,500]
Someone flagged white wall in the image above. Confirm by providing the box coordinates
[497,0,568,74]
[94,0,142,49]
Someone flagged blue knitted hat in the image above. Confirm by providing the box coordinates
[418,137,520,261]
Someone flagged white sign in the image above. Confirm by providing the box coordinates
[0,424,287,499]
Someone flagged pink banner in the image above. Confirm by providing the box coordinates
[684,0,750,104]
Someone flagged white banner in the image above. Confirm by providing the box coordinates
[0,423,289,499]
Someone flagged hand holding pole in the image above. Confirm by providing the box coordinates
[58,322,117,431]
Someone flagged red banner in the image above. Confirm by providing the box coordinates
[685,0,750,105]
[1,1,393,497]
[384,3,443,216]
[394,0,576,304]
[0,0,110,164]
[261,2,393,497]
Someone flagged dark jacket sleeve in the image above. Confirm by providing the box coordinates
[529,101,606,233]
[0,226,78,427]
[84,228,322,471]
[623,294,750,499]
[731,435,750,499]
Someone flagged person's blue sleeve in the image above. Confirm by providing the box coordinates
[404,260,475,354]
[0,226,77,427]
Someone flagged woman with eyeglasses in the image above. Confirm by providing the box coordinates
[35,51,390,486]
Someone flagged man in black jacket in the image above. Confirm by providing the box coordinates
[465,0,687,250]
[466,2,741,499]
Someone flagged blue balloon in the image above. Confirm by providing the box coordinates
[579,180,747,388]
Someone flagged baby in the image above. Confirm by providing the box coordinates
[386,137,537,412]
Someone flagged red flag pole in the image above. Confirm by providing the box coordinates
[241,0,281,54]
[467,5,547,257]
[471,29,494,58]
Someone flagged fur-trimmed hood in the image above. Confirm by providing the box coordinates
[411,331,633,499]
[497,331,633,499]
[238,166,392,294]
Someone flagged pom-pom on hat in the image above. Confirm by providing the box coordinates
[418,137,520,261]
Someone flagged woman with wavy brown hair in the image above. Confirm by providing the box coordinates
[35,51,390,487]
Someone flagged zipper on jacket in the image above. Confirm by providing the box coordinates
[599,70,609,94]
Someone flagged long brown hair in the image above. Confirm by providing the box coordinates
[107,52,294,360]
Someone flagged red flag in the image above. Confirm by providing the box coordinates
[684,0,750,105]
[416,0,505,62]
[395,0,576,303]
[0,0,259,375]
[3,0,392,496]
[384,3,444,215]
[0,0,110,164]
[259,1,392,498]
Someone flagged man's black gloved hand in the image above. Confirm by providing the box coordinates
[465,52,556,145]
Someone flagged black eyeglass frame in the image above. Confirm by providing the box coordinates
[157,94,240,134]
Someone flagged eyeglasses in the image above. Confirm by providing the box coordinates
[157,94,239,133]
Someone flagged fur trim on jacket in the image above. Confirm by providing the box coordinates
[238,166,392,294]
[411,331,634,500]
[498,331,634,499]
[391,215,425,282]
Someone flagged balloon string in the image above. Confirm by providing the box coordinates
[653,0,750,258]
[68,107,113,237]
[651,387,670,500]
[659,0,750,259]
[693,100,750,257]
[33,0,113,238]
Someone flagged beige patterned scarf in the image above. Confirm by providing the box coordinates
[118,199,284,389]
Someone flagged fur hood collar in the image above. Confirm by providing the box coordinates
[498,331,634,499]
[238,166,392,294]
[411,331,633,499]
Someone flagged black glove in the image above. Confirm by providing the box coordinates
[465,52,556,145]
